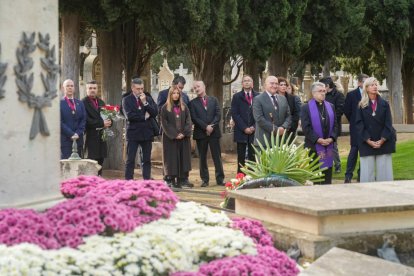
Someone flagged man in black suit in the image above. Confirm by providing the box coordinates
[157,76,190,111]
[82,80,112,176]
[190,81,225,187]
[122,78,158,180]
[231,75,259,173]
[343,73,369,183]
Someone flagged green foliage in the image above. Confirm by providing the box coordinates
[365,0,412,44]
[241,132,326,184]
[301,0,369,63]
[150,49,192,74]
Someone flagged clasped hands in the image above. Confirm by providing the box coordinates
[244,126,255,135]
[317,137,333,146]
[366,138,385,149]
[272,127,285,136]
[176,133,185,140]
[206,124,214,136]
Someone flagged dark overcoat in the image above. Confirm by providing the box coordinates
[82,96,107,159]
[344,87,362,146]
[160,104,192,176]
[355,96,396,157]
[122,93,158,142]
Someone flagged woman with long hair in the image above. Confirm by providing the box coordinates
[160,85,193,188]
[355,77,396,182]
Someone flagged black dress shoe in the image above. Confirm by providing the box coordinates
[181,180,194,188]
[344,178,352,184]
[201,181,209,187]
[216,182,225,186]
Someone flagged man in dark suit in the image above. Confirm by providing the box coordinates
[343,73,369,183]
[231,75,259,173]
[60,79,86,159]
[157,76,190,111]
[190,80,225,187]
[82,80,112,176]
[252,76,291,147]
[122,78,158,180]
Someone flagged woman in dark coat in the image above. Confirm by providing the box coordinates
[355,77,396,182]
[160,86,193,188]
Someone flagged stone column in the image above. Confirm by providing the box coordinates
[303,64,312,101]
[0,0,61,208]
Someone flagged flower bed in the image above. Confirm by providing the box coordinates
[0,176,299,275]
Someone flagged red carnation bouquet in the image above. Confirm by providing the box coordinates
[99,104,120,141]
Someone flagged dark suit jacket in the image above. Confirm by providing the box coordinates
[189,96,221,140]
[355,96,396,157]
[157,88,190,111]
[60,98,86,148]
[82,96,107,159]
[325,88,345,136]
[283,93,301,134]
[344,87,362,146]
[231,90,259,143]
[122,93,158,141]
[301,101,338,152]
[252,92,291,146]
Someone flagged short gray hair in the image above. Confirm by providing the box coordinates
[131,78,143,85]
[311,82,325,93]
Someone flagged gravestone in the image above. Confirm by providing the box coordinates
[83,32,101,98]
[158,58,174,91]
[0,0,61,208]
[302,247,414,276]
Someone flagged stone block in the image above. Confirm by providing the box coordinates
[301,247,414,276]
[0,0,60,208]
[60,159,101,180]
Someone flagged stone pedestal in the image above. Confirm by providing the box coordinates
[231,181,414,259]
[0,0,60,208]
[60,159,102,180]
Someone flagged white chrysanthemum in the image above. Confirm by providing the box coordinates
[0,202,257,275]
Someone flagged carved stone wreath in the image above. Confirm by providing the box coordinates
[14,32,59,140]
[0,43,7,99]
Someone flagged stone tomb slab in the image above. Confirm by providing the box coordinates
[301,247,414,276]
[230,181,414,236]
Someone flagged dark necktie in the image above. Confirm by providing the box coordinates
[271,95,278,110]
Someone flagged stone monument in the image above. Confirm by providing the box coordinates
[0,0,61,208]
[158,58,174,91]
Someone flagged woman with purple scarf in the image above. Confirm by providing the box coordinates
[301,82,338,184]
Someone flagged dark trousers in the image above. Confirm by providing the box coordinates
[236,141,255,173]
[315,167,333,185]
[345,145,360,181]
[125,140,152,180]
[196,137,225,183]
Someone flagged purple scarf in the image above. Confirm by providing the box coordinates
[309,99,334,168]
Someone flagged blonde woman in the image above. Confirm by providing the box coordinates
[355,77,396,182]
[160,86,193,188]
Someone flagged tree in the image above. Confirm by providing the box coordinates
[365,0,413,123]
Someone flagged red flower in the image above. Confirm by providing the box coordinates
[225,182,233,188]
[236,173,245,180]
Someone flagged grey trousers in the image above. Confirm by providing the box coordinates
[360,154,393,183]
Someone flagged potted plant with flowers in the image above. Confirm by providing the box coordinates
[221,131,325,209]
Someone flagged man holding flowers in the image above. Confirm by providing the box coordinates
[82,80,112,176]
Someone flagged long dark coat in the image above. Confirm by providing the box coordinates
[355,96,396,157]
[82,96,107,159]
[160,104,192,177]
[231,90,259,143]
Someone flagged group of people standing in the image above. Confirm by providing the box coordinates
[232,74,396,185]
[60,72,396,187]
